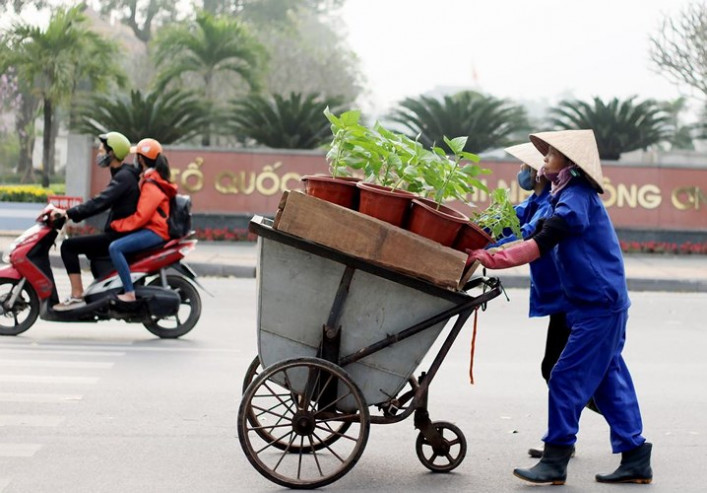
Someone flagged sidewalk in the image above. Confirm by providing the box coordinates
[1,231,705,292]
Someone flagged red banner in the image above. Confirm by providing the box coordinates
[48,195,83,209]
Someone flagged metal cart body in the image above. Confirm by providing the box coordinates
[238,216,504,489]
[257,236,458,411]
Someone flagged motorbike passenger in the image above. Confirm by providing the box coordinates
[54,131,140,311]
[108,138,177,303]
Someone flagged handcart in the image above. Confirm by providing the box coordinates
[238,216,504,489]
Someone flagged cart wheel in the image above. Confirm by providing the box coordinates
[238,357,369,489]
[415,421,467,472]
[241,355,352,453]
[242,355,262,394]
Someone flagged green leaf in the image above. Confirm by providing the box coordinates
[444,136,468,155]
[460,151,480,162]
[340,109,362,127]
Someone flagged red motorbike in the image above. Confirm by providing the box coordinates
[0,204,206,338]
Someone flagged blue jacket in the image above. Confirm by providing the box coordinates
[493,186,569,317]
[550,180,630,315]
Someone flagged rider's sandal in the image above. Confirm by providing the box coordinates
[116,293,137,303]
[53,296,86,311]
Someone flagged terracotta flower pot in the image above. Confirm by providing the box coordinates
[453,221,493,252]
[301,175,360,209]
[407,198,469,247]
[356,182,414,227]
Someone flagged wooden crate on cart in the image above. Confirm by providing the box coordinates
[273,190,469,290]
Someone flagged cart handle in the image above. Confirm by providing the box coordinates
[461,276,502,293]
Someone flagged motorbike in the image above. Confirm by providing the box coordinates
[0,204,206,338]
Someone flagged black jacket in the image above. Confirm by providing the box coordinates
[67,163,141,234]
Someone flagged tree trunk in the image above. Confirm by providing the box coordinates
[200,129,211,147]
[16,92,38,183]
[41,98,52,188]
[49,115,59,176]
[201,73,213,147]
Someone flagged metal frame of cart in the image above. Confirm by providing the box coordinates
[238,216,504,489]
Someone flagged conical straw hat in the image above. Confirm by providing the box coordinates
[504,143,545,171]
[529,129,604,193]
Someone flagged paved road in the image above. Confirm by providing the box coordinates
[0,203,46,232]
[0,278,705,492]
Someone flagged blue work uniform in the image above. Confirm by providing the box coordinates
[543,179,645,453]
[493,186,569,317]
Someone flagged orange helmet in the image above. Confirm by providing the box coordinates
[131,138,163,161]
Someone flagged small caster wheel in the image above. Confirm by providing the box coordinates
[415,421,467,472]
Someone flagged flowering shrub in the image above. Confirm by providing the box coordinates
[64,225,257,242]
[620,240,707,255]
[193,227,257,242]
[0,185,50,203]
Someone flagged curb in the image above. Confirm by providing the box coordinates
[494,274,707,293]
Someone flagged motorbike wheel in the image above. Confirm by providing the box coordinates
[142,275,201,339]
[0,278,39,336]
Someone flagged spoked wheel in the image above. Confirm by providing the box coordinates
[0,278,39,336]
[143,275,201,338]
[241,355,352,453]
[238,357,369,489]
[415,421,467,472]
[242,355,263,394]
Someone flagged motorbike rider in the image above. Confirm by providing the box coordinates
[54,131,140,311]
[108,138,177,303]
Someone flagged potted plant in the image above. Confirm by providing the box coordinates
[407,136,490,246]
[353,124,429,226]
[454,187,522,252]
[301,108,370,209]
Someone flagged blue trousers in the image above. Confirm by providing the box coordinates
[108,229,164,293]
[544,308,646,453]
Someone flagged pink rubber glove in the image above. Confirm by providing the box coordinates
[466,239,541,269]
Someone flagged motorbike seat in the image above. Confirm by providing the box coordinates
[89,240,170,279]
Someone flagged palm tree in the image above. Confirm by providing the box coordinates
[388,91,530,154]
[72,89,207,145]
[0,5,125,185]
[226,92,345,149]
[152,10,266,146]
[547,96,672,160]
[659,97,695,150]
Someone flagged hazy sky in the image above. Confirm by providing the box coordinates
[341,0,698,115]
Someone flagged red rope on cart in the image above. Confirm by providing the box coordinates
[469,307,479,385]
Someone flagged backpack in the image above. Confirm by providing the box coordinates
[166,194,192,239]
[147,178,192,239]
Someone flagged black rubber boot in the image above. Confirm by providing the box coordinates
[528,444,575,459]
[528,447,543,459]
[514,443,574,485]
[595,442,653,484]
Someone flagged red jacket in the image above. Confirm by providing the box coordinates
[110,168,178,240]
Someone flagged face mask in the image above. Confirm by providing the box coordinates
[96,153,112,168]
[517,168,535,191]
